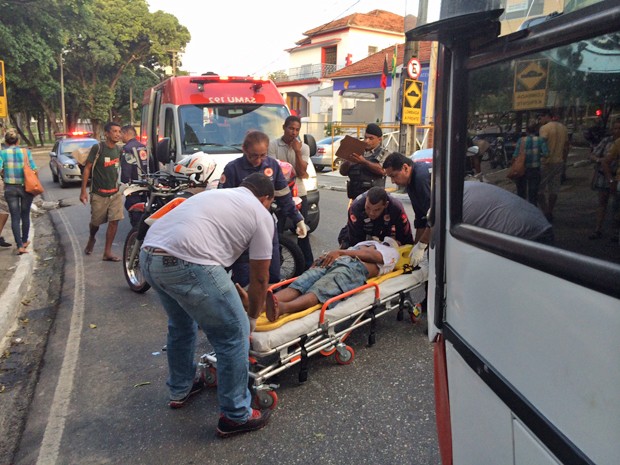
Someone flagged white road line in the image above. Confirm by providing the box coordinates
[36,206,86,465]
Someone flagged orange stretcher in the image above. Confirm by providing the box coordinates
[199,247,428,410]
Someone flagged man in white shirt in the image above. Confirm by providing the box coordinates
[140,173,274,437]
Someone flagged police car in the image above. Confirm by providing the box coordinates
[49,132,99,187]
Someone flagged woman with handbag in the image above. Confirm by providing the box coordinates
[0,129,37,254]
[511,120,549,205]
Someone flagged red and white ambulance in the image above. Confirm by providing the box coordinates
[140,74,320,231]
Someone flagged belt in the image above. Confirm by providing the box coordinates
[144,246,170,256]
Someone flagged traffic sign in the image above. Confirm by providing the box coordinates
[402,79,423,125]
[0,61,7,118]
[407,57,421,80]
[513,59,549,110]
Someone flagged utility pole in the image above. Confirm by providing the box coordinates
[60,52,66,133]
[129,86,134,126]
[398,0,429,154]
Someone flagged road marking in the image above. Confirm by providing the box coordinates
[36,206,86,465]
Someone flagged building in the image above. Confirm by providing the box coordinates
[274,9,405,119]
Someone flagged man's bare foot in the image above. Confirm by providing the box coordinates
[23,240,31,248]
[84,237,96,255]
[102,255,121,262]
[235,283,249,311]
[265,290,280,322]
[17,247,28,255]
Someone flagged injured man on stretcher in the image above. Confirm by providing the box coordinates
[262,237,400,322]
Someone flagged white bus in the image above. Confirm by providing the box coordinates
[411,1,620,464]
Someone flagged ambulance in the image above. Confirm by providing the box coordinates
[139,74,320,231]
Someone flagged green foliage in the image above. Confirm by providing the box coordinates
[0,0,190,136]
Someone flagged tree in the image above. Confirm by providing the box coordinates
[0,0,190,140]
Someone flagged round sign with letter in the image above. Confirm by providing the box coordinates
[407,58,421,80]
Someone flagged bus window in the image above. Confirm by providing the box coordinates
[464,30,620,265]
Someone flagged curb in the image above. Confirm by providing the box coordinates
[0,229,35,348]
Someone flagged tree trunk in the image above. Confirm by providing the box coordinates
[40,100,61,136]
[10,113,33,147]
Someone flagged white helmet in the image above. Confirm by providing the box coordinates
[174,153,217,184]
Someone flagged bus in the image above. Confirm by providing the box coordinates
[410,1,620,464]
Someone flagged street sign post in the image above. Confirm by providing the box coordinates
[402,79,423,125]
[0,61,7,119]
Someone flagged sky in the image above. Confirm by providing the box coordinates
[146,0,425,77]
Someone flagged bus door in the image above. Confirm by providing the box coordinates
[412,3,620,464]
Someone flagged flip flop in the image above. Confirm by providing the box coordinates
[102,256,121,262]
[265,290,279,322]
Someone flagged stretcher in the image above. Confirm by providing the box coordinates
[199,246,428,409]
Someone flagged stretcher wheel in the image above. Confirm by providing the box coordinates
[335,346,355,365]
[254,390,278,410]
[203,366,217,387]
[320,347,337,357]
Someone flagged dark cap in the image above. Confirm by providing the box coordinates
[365,123,382,138]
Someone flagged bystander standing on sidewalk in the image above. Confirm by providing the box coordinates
[0,177,12,248]
[0,129,36,255]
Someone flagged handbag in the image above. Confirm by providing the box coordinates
[21,149,44,196]
[507,137,527,179]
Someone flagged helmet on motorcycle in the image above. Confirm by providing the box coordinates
[174,153,217,184]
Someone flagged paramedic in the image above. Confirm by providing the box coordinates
[268,115,314,268]
[264,238,400,322]
[383,152,432,267]
[339,123,389,200]
[219,131,307,286]
[140,173,274,437]
[120,125,153,226]
[337,186,414,249]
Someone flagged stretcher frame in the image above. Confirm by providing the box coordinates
[199,266,427,409]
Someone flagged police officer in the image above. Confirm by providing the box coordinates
[339,123,389,200]
[219,131,308,286]
[337,186,414,249]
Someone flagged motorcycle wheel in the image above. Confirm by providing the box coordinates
[123,227,151,293]
[278,234,305,281]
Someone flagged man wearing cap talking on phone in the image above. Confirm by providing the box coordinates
[339,123,390,200]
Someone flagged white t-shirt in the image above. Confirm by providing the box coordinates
[351,240,400,275]
[143,187,274,266]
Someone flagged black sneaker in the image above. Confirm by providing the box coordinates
[216,408,271,438]
[168,378,206,409]
[0,237,11,248]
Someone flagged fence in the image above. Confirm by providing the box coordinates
[299,122,434,155]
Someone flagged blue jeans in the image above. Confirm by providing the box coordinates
[140,249,252,422]
[4,184,34,248]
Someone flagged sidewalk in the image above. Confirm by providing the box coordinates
[0,145,50,346]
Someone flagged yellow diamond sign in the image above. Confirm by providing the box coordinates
[514,59,549,110]
[402,79,423,125]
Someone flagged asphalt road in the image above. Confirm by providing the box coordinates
[9,160,439,465]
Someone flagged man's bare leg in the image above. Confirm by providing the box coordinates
[102,220,120,261]
[266,290,319,322]
[84,224,99,255]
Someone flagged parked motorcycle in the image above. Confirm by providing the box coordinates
[122,153,216,293]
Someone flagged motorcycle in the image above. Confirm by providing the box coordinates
[122,153,216,293]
